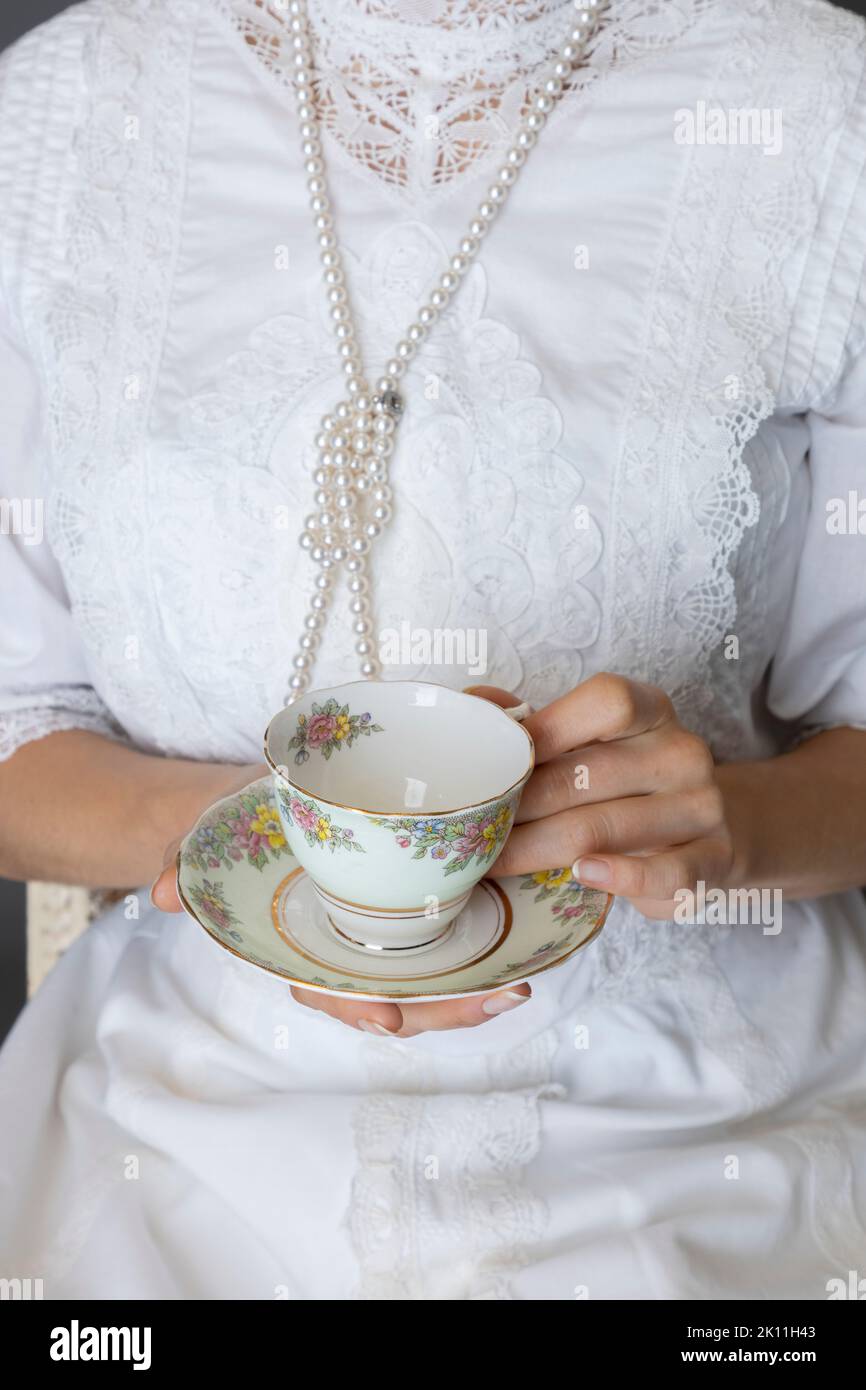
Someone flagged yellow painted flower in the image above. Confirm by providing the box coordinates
[494,805,511,826]
[532,867,571,888]
[333,713,351,741]
[297,713,307,726]
[316,817,332,841]
[250,804,287,850]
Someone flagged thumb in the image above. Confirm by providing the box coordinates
[150,837,183,913]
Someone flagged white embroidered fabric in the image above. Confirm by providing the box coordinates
[1,0,866,1299]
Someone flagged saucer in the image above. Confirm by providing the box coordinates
[176,777,612,1002]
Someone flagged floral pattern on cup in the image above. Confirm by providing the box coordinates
[277,788,365,854]
[288,699,384,765]
[182,792,290,873]
[371,799,515,876]
[188,879,244,943]
[520,868,604,923]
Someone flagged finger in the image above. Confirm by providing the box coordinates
[150,839,183,912]
[463,685,520,709]
[290,986,403,1035]
[493,786,726,876]
[524,672,675,764]
[571,837,734,899]
[516,727,717,821]
[394,983,531,1038]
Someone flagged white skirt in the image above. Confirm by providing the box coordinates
[2,889,865,1299]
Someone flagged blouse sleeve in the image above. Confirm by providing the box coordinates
[0,282,126,762]
[766,331,866,740]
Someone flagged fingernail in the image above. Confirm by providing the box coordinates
[462,685,481,695]
[572,857,610,885]
[482,990,529,1016]
[358,1019,398,1036]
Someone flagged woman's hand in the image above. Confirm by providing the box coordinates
[475,673,735,920]
[150,760,532,1038]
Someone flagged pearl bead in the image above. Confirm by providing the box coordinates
[365,522,382,540]
[311,593,328,611]
[535,93,555,114]
[346,555,366,574]
[289,673,309,693]
[355,474,372,493]
[418,304,438,326]
[299,632,319,652]
[352,618,372,638]
[352,433,371,454]
[310,544,329,563]
[304,513,319,532]
[359,659,381,679]
[313,488,331,508]
[441,270,459,291]
[487,182,507,203]
[331,544,348,562]
[354,393,371,414]
[350,536,370,555]
[348,574,368,595]
[430,287,449,308]
[293,652,313,671]
[372,484,392,502]
[371,438,393,459]
[305,613,323,630]
[314,572,332,591]
[478,200,498,221]
[299,531,314,550]
[317,509,336,528]
[312,466,331,488]
[407,322,425,344]
[331,450,349,469]
[385,358,406,378]
[349,596,368,616]
[321,414,335,432]
[376,376,396,395]
[335,492,354,511]
[372,503,391,524]
[355,638,375,657]
[373,415,395,436]
[497,166,517,186]
[459,235,479,256]
[337,513,355,532]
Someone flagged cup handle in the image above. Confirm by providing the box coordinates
[503,700,532,723]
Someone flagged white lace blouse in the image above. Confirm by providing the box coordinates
[1,0,865,769]
[2,0,866,1303]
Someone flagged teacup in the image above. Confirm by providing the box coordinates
[264,680,534,950]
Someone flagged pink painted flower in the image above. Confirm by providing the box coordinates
[306,712,337,747]
[291,798,319,832]
[397,835,411,848]
[454,822,484,857]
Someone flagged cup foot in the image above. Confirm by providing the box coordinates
[325,915,456,956]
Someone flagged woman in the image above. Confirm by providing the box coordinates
[1,0,865,1299]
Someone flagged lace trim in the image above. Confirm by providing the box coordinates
[605,0,859,751]
[216,0,684,207]
[349,1028,561,1298]
[0,688,127,762]
[31,0,201,752]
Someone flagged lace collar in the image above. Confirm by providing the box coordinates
[215,0,689,201]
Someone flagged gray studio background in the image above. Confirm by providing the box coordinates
[2,0,865,1043]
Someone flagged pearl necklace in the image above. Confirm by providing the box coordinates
[283,0,609,706]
